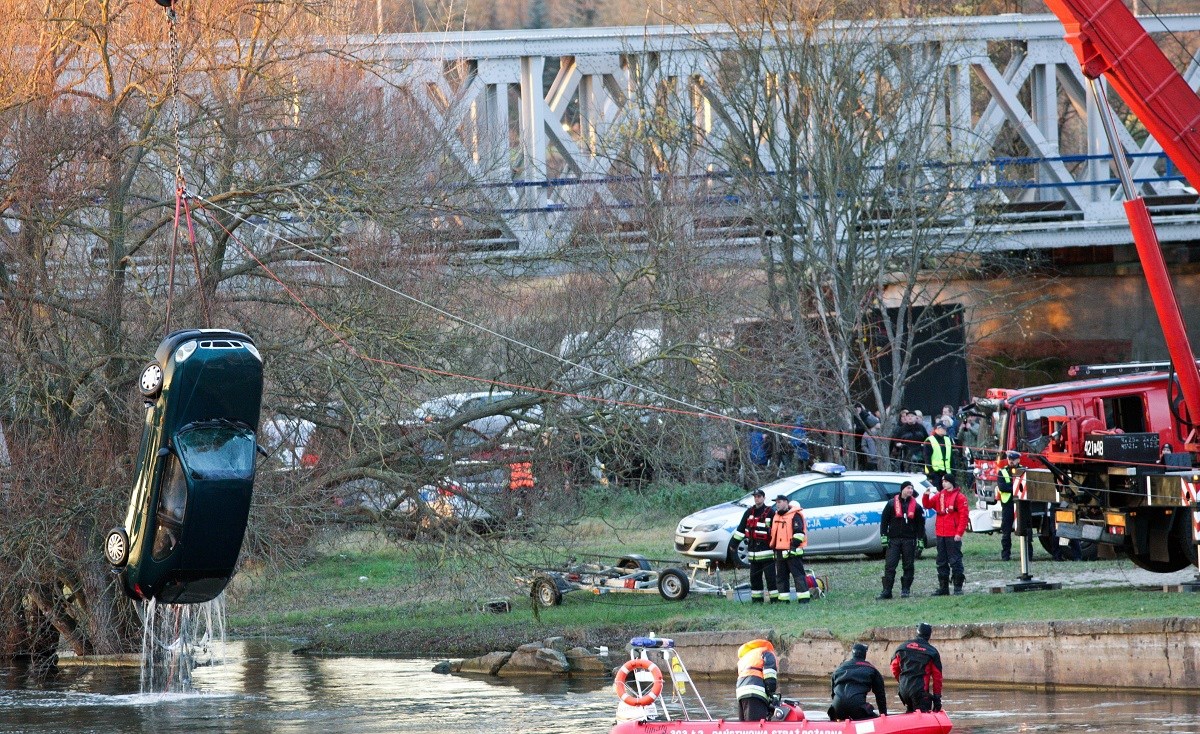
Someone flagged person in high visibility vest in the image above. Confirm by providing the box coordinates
[769,497,811,603]
[732,489,777,602]
[736,639,778,721]
[997,450,1020,561]
[923,422,953,487]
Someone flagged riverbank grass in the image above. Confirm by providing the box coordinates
[228,483,1200,655]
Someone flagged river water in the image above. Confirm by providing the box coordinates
[1,640,1198,734]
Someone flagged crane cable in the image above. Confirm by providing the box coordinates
[161,3,211,334]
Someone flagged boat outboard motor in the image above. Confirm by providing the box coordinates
[770,698,807,722]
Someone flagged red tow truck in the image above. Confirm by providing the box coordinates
[970,1,1200,579]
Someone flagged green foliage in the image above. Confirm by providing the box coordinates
[579,481,742,522]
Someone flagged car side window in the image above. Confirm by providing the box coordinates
[843,481,885,505]
[881,482,903,498]
[152,456,187,561]
[791,481,840,509]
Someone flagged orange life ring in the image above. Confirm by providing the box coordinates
[613,658,664,706]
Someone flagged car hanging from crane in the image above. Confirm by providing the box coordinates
[104,330,264,604]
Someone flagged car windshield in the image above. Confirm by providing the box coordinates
[175,424,257,481]
[735,477,801,506]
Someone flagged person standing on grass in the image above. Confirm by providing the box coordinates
[997,450,1021,561]
[923,475,969,596]
[769,497,811,603]
[877,481,924,600]
[732,489,777,603]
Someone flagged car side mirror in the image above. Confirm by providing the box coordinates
[256,443,269,457]
[158,447,171,457]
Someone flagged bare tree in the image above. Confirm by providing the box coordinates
[681,0,1027,466]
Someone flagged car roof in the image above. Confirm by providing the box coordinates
[738,470,930,500]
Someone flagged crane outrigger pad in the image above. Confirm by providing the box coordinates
[105,329,264,604]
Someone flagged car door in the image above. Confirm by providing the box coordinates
[787,480,843,553]
[837,480,889,552]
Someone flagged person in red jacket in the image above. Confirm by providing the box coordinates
[922,475,969,596]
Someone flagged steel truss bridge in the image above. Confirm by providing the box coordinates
[355,12,1200,256]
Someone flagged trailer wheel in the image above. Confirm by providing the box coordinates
[657,568,690,601]
[531,576,563,607]
[617,554,652,571]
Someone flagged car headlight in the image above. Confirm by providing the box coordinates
[693,523,720,533]
[174,341,198,363]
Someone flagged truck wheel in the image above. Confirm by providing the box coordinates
[657,568,690,601]
[531,576,563,607]
[104,527,129,567]
[617,554,652,571]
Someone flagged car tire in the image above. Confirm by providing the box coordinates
[727,539,750,569]
[617,554,652,571]
[531,575,563,607]
[104,527,129,567]
[138,362,164,398]
[657,568,690,601]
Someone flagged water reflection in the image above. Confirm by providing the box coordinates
[1,640,1198,734]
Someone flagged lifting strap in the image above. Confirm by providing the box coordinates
[161,4,211,334]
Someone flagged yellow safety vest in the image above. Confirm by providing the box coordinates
[926,435,952,472]
[998,466,1013,504]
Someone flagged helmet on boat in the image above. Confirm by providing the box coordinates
[737,639,775,658]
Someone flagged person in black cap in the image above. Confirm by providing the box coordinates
[769,496,811,603]
[827,643,888,721]
[997,451,1021,561]
[877,480,924,600]
[732,488,777,602]
[890,623,943,713]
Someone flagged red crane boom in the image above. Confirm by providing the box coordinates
[1044,0,1200,440]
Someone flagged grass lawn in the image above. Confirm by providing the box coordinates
[226,483,1200,656]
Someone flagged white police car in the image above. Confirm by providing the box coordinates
[674,464,937,565]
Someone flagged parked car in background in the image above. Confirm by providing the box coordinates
[675,464,936,565]
[414,391,542,438]
[304,420,536,529]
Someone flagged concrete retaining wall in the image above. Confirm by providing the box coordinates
[665,618,1200,692]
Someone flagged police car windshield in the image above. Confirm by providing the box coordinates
[735,477,801,506]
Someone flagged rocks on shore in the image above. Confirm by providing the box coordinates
[450,638,613,677]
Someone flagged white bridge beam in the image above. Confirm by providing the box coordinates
[350,13,1200,256]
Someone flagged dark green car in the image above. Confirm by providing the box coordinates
[104,329,264,604]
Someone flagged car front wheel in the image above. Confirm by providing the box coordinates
[727,538,750,569]
[104,527,129,567]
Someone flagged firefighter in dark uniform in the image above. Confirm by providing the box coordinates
[736,639,778,721]
[997,450,1020,561]
[770,497,811,603]
[827,643,888,721]
[732,489,777,602]
[877,481,924,600]
[923,422,953,488]
[890,623,943,713]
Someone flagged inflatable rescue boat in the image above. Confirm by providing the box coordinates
[610,637,952,734]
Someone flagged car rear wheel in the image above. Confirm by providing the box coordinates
[657,569,690,601]
[531,575,563,607]
[104,527,129,567]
